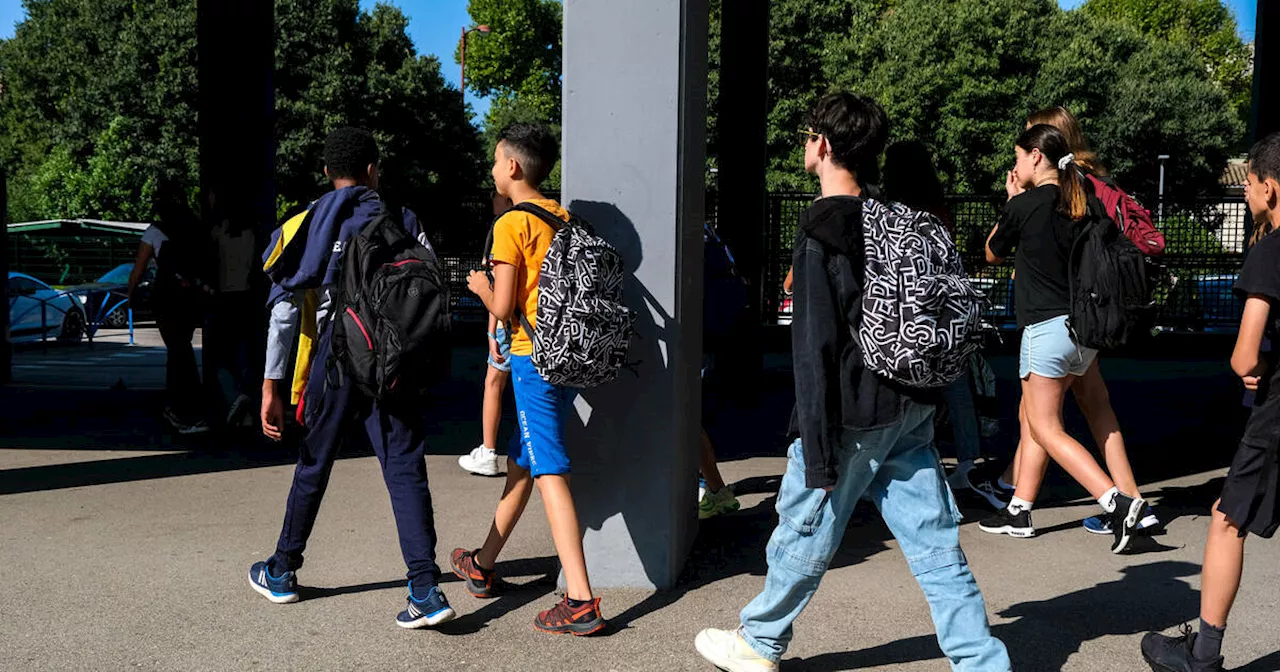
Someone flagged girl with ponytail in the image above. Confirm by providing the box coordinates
[978,124,1150,554]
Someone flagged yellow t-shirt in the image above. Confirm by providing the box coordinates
[489,198,570,356]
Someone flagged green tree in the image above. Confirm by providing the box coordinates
[1082,0,1253,127]
[1,0,480,223]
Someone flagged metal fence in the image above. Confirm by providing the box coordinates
[7,235,141,286]
[762,192,1250,331]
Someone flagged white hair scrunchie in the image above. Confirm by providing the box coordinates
[1057,153,1076,171]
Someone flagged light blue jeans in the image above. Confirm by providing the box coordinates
[739,401,1011,671]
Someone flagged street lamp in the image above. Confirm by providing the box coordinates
[460,24,491,103]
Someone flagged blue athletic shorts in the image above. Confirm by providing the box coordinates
[508,355,573,477]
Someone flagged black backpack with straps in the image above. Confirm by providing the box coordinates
[1066,192,1152,351]
[331,205,450,399]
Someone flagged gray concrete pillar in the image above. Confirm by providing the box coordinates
[1253,0,1278,141]
[561,0,709,589]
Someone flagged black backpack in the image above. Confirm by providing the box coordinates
[1066,195,1151,351]
[331,206,450,399]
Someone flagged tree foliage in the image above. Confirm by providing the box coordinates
[0,0,481,222]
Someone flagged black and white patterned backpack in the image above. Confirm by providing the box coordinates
[513,203,636,388]
[858,198,983,388]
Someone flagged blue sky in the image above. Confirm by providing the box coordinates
[0,0,1261,115]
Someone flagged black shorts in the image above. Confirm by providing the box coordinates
[1218,438,1280,539]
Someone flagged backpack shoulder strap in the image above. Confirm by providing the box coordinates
[512,202,568,232]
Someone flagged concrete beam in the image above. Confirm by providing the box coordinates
[1252,0,1278,141]
[561,0,709,589]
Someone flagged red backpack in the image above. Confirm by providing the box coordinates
[1084,172,1166,257]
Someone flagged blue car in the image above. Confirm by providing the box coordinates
[7,272,86,344]
[93,264,153,328]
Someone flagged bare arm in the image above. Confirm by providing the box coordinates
[127,242,155,299]
[468,263,518,323]
[1232,296,1271,385]
[985,224,1004,265]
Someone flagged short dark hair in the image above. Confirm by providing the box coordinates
[1249,132,1280,184]
[805,92,889,172]
[498,123,558,186]
[324,127,379,180]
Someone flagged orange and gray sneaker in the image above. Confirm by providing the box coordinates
[534,596,606,636]
[450,548,500,599]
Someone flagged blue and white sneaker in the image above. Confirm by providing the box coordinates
[396,583,456,629]
[248,560,299,604]
[1083,505,1161,535]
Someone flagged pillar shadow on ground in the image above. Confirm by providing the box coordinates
[784,560,1202,671]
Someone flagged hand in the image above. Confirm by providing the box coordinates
[1005,169,1024,201]
[488,333,506,365]
[823,485,835,493]
[261,381,285,441]
[1243,375,1261,391]
[467,269,491,298]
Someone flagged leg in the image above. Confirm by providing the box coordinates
[158,313,201,419]
[537,474,593,600]
[739,430,890,663]
[482,364,510,452]
[1070,362,1141,497]
[474,459,536,569]
[367,396,442,589]
[1022,373,1116,500]
[1201,501,1247,627]
[700,428,727,493]
[942,370,983,466]
[1012,389,1053,504]
[869,403,1011,671]
[269,338,353,574]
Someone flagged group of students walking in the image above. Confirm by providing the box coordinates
[238,94,1280,670]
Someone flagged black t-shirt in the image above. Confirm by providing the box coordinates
[987,184,1081,329]
[1234,233,1280,425]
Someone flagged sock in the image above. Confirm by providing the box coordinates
[1008,497,1033,514]
[1098,486,1121,513]
[1193,620,1225,661]
[566,596,592,609]
[997,477,1015,490]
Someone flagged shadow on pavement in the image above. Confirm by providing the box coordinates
[784,560,1201,671]
[1234,650,1280,672]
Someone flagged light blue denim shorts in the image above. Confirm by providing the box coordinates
[487,325,513,373]
[1019,315,1097,379]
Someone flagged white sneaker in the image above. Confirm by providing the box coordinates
[694,628,778,672]
[459,445,500,477]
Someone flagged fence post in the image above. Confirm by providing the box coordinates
[1,167,9,384]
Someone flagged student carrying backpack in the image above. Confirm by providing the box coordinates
[1066,183,1152,351]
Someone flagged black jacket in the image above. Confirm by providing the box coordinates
[787,196,935,489]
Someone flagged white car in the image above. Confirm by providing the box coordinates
[7,272,86,344]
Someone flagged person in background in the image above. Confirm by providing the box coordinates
[882,140,997,506]
[130,187,211,435]
[460,190,515,477]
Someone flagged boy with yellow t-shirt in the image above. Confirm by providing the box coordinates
[454,124,605,636]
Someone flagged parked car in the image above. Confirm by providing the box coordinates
[7,272,85,344]
[94,264,153,328]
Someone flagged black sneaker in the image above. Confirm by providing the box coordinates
[1141,625,1225,672]
[978,507,1035,538]
[1110,493,1147,554]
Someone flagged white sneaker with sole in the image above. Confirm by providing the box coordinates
[459,445,501,476]
[694,628,778,672]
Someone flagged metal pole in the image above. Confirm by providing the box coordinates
[1157,154,1169,222]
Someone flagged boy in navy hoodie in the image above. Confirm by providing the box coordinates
[247,127,453,629]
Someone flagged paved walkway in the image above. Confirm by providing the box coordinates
[1,334,1279,670]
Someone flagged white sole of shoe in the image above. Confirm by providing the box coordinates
[248,570,299,604]
[1111,498,1146,554]
[458,455,500,477]
[396,607,456,629]
[694,631,776,672]
[978,524,1035,538]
